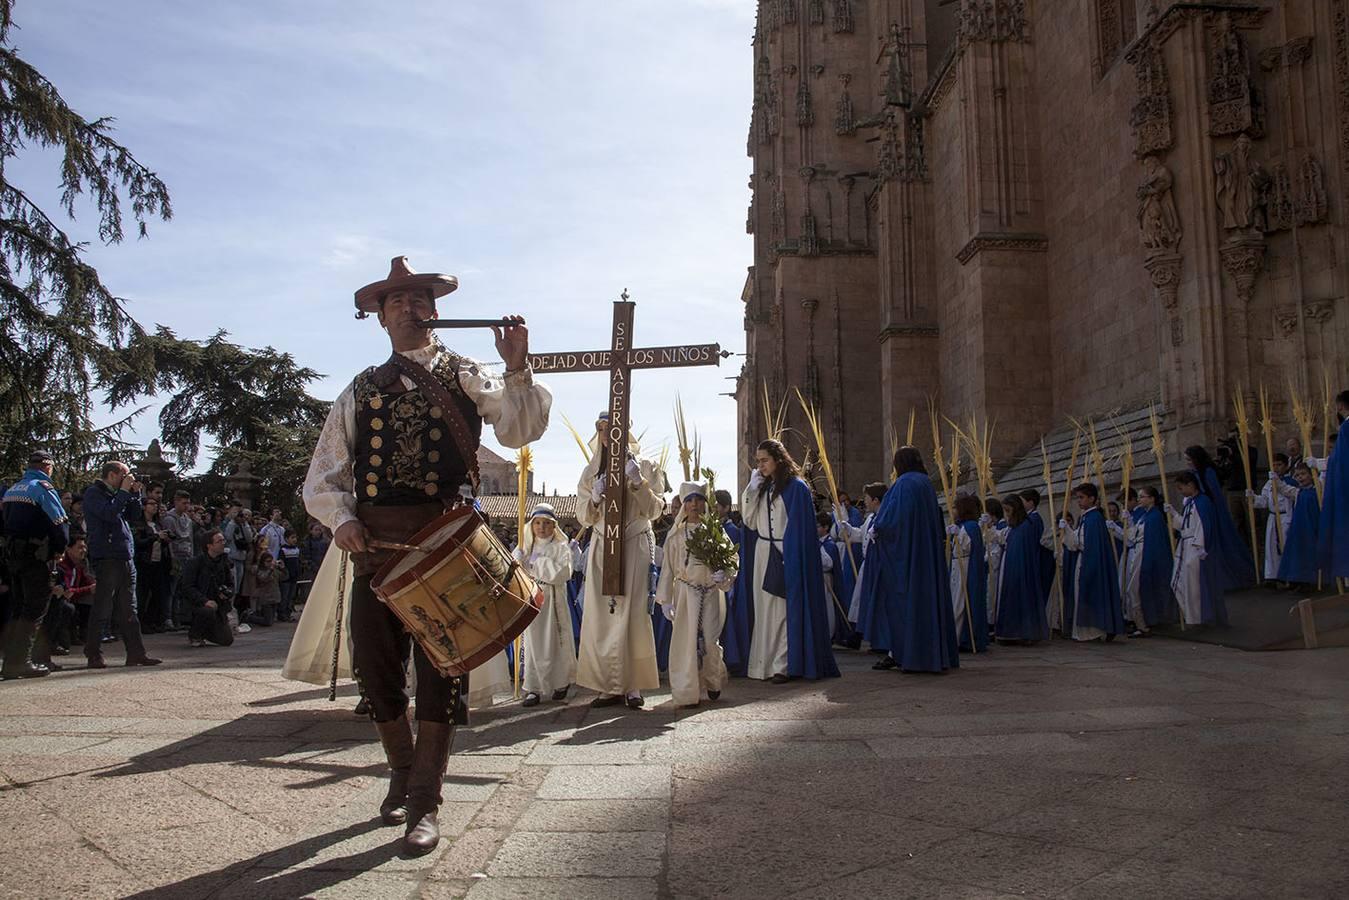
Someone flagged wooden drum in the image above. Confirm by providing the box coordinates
[371,507,541,677]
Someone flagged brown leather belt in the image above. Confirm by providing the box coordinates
[353,502,447,577]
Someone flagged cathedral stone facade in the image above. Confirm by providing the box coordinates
[736,0,1348,488]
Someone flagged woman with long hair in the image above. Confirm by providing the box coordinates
[739,439,838,682]
[861,446,959,672]
[1184,444,1255,591]
[994,494,1049,643]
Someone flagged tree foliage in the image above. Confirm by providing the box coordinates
[0,0,172,476]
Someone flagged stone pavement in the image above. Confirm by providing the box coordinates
[1,625,1347,899]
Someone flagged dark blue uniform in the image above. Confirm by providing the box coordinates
[2,468,69,678]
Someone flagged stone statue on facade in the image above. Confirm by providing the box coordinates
[1137,155,1182,255]
[1214,134,1269,232]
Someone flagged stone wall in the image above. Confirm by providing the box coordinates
[736,0,1348,492]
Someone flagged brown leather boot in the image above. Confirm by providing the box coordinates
[403,721,455,856]
[374,716,415,826]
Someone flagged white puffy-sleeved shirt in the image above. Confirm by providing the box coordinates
[303,343,552,533]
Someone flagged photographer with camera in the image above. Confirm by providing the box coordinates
[82,461,161,669]
[1,450,68,679]
[176,529,236,647]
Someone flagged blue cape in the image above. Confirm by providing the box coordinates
[779,478,840,679]
[820,536,856,645]
[565,578,583,651]
[1278,486,1321,583]
[1197,466,1256,591]
[1190,494,1229,625]
[723,520,754,676]
[861,472,958,672]
[1137,505,1176,626]
[1318,417,1349,577]
[650,561,672,672]
[1027,509,1056,603]
[994,519,1048,641]
[1074,508,1125,635]
[957,520,989,652]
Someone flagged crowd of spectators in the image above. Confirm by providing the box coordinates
[1,454,332,678]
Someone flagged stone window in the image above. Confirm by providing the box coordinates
[1096,0,1139,75]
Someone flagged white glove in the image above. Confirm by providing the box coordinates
[1164,503,1175,515]
[712,570,728,586]
[1267,470,1278,481]
[625,458,642,484]
[591,475,606,503]
[978,513,992,527]
[749,469,765,491]
[1196,550,1208,561]
[1058,519,1068,530]
[945,523,959,536]
[661,603,675,622]
[511,546,525,563]
[1244,489,1255,499]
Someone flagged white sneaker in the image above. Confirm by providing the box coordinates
[235,623,252,634]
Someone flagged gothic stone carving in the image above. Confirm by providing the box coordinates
[1267,152,1329,231]
[832,1,854,34]
[1207,12,1264,138]
[1336,1,1349,210]
[1138,156,1182,255]
[1305,299,1336,324]
[1219,235,1266,303]
[875,109,927,184]
[958,0,1030,45]
[955,232,1048,265]
[1144,252,1182,311]
[835,73,856,135]
[1215,135,1270,232]
[1274,307,1299,336]
[1127,40,1173,158]
[808,0,824,26]
[1259,36,1313,71]
[796,78,814,126]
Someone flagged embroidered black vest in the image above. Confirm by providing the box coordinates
[352,353,482,505]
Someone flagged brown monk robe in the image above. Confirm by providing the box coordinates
[303,257,551,854]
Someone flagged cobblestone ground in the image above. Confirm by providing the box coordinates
[1,624,1347,899]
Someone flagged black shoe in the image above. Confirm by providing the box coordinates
[625,695,645,709]
[51,646,69,656]
[354,697,372,717]
[707,690,720,701]
[125,656,163,667]
[872,657,898,671]
[36,660,63,672]
[87,657,107,669]
[551,687,569,701]
[521,693,541,707]
[770,673,790,684]
[590,694,624,708]
[0,662,50,680]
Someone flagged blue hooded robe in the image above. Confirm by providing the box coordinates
[862,472,958,672]
[995,520,1048,641]
[1196,466,1256,591]
[1136,505,1177,626]
[1278,485,1321,584]
[722,518,754,676]
[1191,493,1229,625]
[956,520,989,652]
[777,478,839,679]
[1317,416,1348,578]
[1072,508,1125,637]
[1061,546,1080,634]
[1027,509,1056,604]
[833,506,863,620]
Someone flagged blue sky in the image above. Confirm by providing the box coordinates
[11,0,755,494]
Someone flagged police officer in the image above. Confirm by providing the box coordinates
[1,450,69,679]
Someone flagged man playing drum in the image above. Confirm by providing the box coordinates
[303,256,551,855]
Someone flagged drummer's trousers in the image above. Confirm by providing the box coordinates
[350,574,469,725]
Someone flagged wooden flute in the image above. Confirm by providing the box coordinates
[418,318,525,329]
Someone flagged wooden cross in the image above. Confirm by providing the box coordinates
[527,291,727,595]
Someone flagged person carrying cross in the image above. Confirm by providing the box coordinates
[301,256,551,855]
[574,411,666,710]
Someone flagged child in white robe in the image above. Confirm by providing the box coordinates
[656,483,738,708]
[1167,473,1206,625]
[515,504,578,707]
[1247,454,1296,583]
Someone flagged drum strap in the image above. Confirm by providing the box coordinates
[386,351,481,495]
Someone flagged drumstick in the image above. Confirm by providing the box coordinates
[368,539,430,553]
